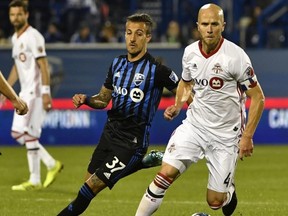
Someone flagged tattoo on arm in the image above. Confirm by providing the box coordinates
[87,86,112,109]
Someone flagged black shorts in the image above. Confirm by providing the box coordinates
[87,119,149,189]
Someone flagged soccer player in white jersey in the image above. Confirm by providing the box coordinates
[2,0,63,191]
[136,3,265,216]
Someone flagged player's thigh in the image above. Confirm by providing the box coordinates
[163,121,204,174]
[95,144,143,189]
[206,144,238,193]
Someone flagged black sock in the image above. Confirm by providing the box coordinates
[57,183,95,215]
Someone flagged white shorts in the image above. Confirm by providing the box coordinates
[11,95,46,138]
[163,119,239,193]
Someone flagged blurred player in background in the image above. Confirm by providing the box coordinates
[135,3,265,216]
[58,13,191,215]
[1,0,63,191]
[0,70,28,115]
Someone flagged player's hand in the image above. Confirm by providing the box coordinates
[12,98,28,115]
[72,94,87,108]
[239,135,254,161]
[42,94,52,111]
[164,105,180,121]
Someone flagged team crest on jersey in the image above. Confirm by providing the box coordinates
[209,77,224,90]
[212,63,223,74]
[19,52,26,62]
[169,71,178,83]
[133,73,145,86]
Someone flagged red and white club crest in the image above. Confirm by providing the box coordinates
[19,52,26,62]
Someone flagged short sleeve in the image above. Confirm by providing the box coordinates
[30,30,46,59]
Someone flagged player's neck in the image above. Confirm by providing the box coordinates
[16,23,29,37]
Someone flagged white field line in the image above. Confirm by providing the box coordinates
[19,198,288,206]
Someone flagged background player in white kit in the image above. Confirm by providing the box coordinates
[0,0,63,191]
[135,3,265,216]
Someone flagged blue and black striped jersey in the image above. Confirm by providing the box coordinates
[104,52,179,126]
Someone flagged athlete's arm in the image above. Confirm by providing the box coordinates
[7,64,18,86]
[164,79,193,121]
[37,57,52,111]
[72,86,113,109]
[239,83,265,160]
[0,71,28,115]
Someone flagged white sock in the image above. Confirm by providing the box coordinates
[26,140,41,184]
[38,143,56,170]
[135,173,172,216]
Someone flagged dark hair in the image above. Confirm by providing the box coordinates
[9,0,28,13]
[126,13,154,35]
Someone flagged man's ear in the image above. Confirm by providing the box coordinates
[222,22,226,32]
[146,34,152,43]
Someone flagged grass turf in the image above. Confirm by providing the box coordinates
[0,145,287,215]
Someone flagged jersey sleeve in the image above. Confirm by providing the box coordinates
[103,63,114,90]
[181,47,193,82]
[233,49,258,91]
[155,64,179,91]
[30,30,46,59]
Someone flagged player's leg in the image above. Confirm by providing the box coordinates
[135,163,179,216]
[10,106,43,190]
[205,142,238,215]
[136,122,202,215]
[11,130,42,190]
[30,97,63,187]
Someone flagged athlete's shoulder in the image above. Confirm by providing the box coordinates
[26,26,44,40]
[222,39,246,55]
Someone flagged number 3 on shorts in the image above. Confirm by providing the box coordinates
[106,156,126,173]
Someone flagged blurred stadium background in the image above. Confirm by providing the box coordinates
[1,0,288,145]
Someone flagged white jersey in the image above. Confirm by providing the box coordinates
[182,38,257,140]
[12,25,46,98]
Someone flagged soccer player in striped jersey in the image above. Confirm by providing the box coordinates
[4,0,63,191]
[136,3,265,216]
[58,13,187,215]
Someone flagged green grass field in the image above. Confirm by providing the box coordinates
[0,145,287,216]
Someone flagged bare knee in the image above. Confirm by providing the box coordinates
[206,189,226,210]
[159,162,180,181]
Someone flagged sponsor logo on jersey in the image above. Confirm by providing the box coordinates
[169,71,179,83]
[130,88,144,103]
[133,73,145,86]
[193,78,208,86]
[212,63,223,74]
[209,77,224,90]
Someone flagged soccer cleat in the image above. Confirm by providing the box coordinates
[142,150,164,168]
[43,160,64,188]
[222,184,238,216]
[11,181,42,191]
